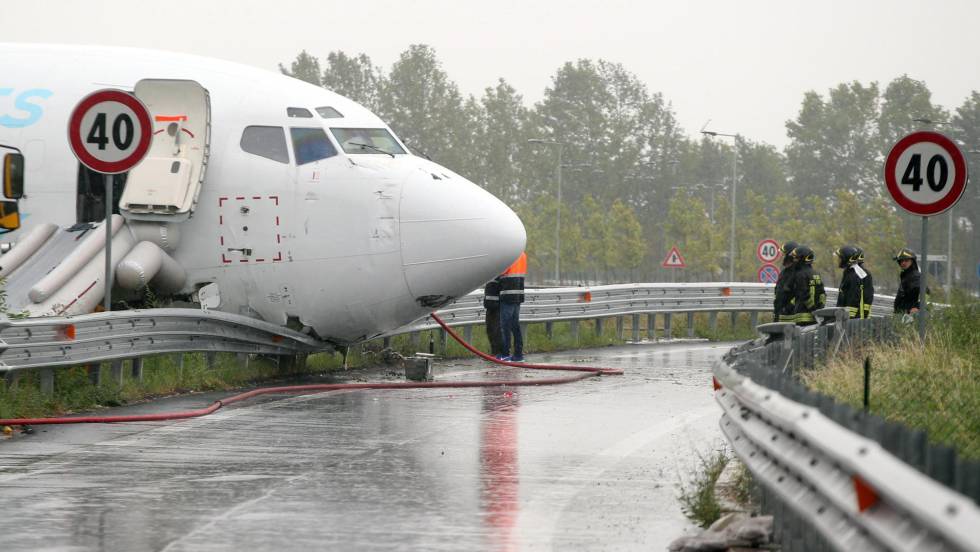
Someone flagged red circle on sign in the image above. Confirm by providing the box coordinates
[68,89,153,174]
[756,239,780,263]
[884,131,968,216]
[758,263,780,284]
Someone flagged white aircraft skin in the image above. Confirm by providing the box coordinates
[0,44,526,344]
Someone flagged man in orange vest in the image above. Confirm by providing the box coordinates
[498,251,527,361]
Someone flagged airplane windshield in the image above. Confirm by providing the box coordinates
[331,128,406,155]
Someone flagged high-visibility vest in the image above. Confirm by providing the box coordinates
[499,252,526,303]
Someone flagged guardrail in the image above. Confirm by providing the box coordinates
[0,282,894,393]
[716,310,980,551]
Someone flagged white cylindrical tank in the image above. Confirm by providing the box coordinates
[0,222,57,279]
[29,214,124,303]
[117,240,186,292]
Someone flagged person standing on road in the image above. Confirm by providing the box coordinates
[498,251,527,362]
[893,248,923,315]
[483,277,503,356]
[787,245,825,326]
[834,245,873,319]
[774,241,798,322]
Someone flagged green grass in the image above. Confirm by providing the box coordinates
[677,446,731,528]
[801,294,980,459]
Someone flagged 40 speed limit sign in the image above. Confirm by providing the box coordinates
[68,89,152,174]
[884,131,968,216]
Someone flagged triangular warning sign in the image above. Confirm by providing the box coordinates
[662,246,687,268]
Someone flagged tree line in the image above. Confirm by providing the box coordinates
[281,46,980,293]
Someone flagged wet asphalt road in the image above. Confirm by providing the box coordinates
[0,340,732,551]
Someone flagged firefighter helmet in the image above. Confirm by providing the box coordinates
[835,245,864,268]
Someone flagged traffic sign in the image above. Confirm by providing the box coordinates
[757,239,780,263]
[758,263,780,284]
[68,89,153,174]
[884,131,969,216]
[662,246,686,268]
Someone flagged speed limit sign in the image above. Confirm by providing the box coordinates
[756,239,780,263]
[68,89,152,174]
[884,131,968,216]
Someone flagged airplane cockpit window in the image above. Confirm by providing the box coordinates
[287,107,313,118]
[240,126,289,164]
[331,128,407,155]
[290,127,337,165]
[316,106,343,119]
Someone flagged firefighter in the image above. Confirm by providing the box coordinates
[483,277,503,356]
[893,248,923,315]
[787,245,825,326]
[774,240,798,322]
[834,245,873,319]
[498,251,527,361]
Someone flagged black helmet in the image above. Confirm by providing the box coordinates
[780,241,799,257]
[789,245,814,265]
[835,245,864,268]
[894,248,916,263]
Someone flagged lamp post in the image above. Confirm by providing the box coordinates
[527,139,564,284]
[701,129,738,281]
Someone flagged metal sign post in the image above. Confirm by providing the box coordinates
[67,89,152,311]
[884,131,969,341]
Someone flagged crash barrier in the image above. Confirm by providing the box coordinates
[0,282,893,392]
[716,310,980,551]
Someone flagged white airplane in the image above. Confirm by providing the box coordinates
[0,44,525,344]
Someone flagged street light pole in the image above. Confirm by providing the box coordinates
[701,129,738,281]
[527,139,565,284]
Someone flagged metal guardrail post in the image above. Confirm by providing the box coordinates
[647,313,656,340]
[616,316,624,340]
[545,321,554,339]
[709,311,718,333]
[570,320,579,342]
[39,367,54,396]
[687,312,695,338]
[205,352,217,370]
[749,311,758,328]
[664,313,672,339]
[439,329,448,354]
[632,314,640,342]
[88,364,101,386]
[462,326,472,344]
[382,336,392,349]
[729,311,737,328]
[131,358,143,383]
[594,317,603,337]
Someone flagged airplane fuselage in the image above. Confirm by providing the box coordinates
[0,44,525,343]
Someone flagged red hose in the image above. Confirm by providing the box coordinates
[0,313,622,426]
[429,313,625,376]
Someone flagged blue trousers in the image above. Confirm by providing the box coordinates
[499,302,522,357]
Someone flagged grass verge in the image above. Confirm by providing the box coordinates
[800,295,980,460]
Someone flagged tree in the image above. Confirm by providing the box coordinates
[320,51,384,112]
[278,50,322,86]
[377,44,475,175]
[785,81,881,199]
[477,79,529,202]
[878,75,947,153]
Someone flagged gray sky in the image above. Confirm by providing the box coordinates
[5,0,978,147]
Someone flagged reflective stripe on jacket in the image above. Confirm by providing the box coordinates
[499,252,527,304]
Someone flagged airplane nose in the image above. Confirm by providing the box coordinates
[400,168,526,307]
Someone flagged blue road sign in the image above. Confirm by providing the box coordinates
[758,263,780,284]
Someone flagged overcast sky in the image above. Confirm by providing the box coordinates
[5,0,978,148]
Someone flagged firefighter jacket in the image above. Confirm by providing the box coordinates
[483,278,500,309]
[789,264,826,325]
[894,261,922,313]
[836,264,873,319]
[499,252,526,304]
[774,264,797,321]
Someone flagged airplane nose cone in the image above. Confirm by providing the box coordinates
[400,168,526,306]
